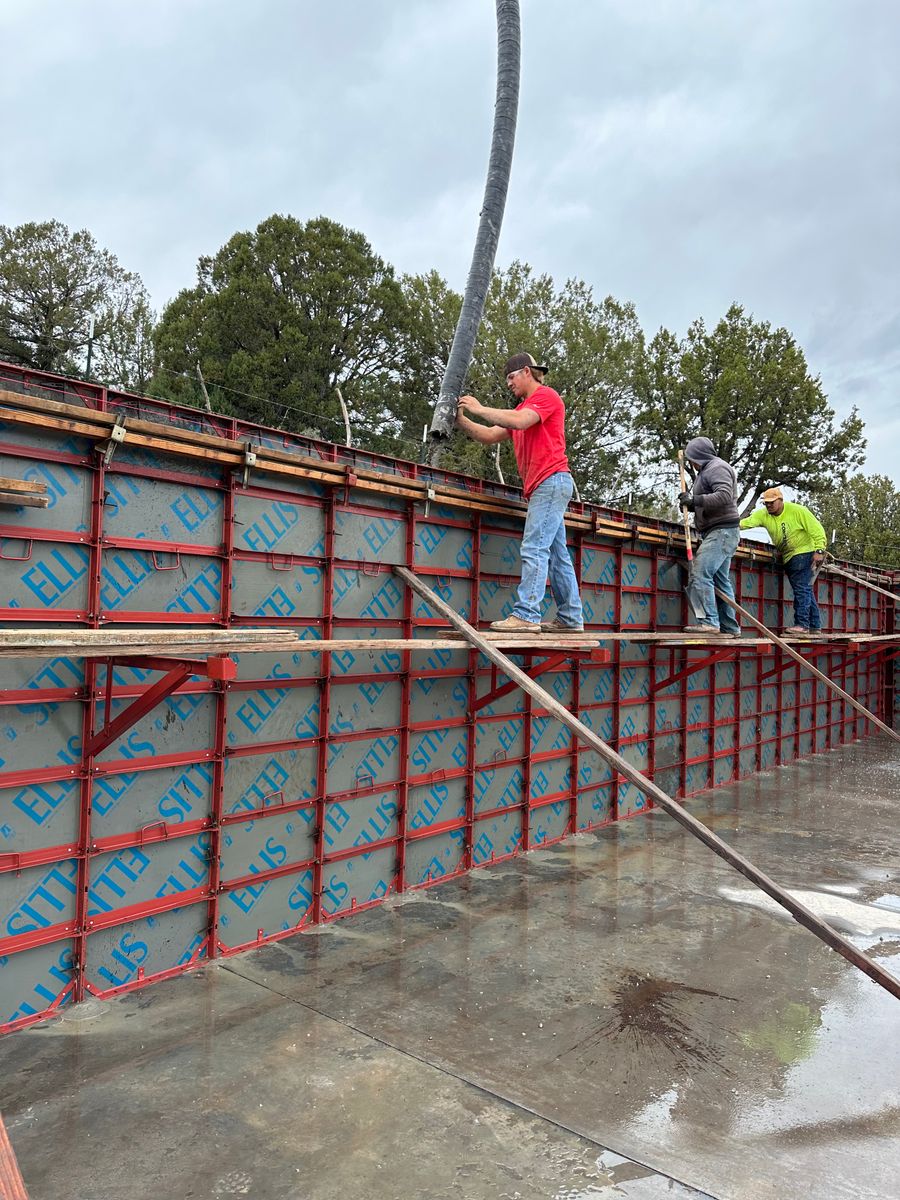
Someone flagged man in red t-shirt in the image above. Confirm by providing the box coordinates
[456,352,584,633]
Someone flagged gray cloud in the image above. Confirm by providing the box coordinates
[1,0,897,478]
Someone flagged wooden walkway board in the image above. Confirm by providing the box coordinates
[0,473,49,509]
[0,627,895,659]
[0,636,605,660]
[0,628,299,646]
[441,629,895,645]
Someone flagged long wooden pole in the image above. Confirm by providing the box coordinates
[676,451,694,562]
[395,566,900,1000]
[713,587,900,743]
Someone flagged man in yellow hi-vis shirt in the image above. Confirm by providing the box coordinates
[740,487,827,635]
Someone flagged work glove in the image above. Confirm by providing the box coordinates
[678,490,695,511]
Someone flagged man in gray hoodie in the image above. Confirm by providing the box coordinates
[678,436,742,636]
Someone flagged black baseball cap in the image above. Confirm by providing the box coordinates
[503,352,549,377]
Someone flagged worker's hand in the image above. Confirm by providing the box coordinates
[457,394,483,418]
[813,551,825,564]
[678,490,695,511]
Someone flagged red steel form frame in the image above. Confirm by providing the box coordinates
[0,360,895,1034]
[311,484,338,923]
[394,498,416,893]
[520,653,534,850]
[461,512,481,874]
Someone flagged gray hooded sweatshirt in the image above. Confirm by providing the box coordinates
[684,437,739,536]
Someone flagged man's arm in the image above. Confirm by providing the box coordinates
[739,509,766,530]
[457,395,540,432]
[800,506,827,551]
[456,410,510,445]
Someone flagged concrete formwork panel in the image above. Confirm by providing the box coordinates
[0,361,894,1031]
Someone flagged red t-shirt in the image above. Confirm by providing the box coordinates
[511,385,570,498]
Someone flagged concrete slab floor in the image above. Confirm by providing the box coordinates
[2,737,899,1200]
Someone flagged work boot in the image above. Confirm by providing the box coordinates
[783,626,811,636]
[682,624,726,635]
[540,617,585,633]
[489,614,541,633]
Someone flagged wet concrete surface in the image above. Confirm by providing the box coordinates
[2,737,899,1199]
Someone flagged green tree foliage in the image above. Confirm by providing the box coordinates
[0,219,154,386]
[810,474,900,568]
[633,304,866,512]
[152,215,412,446]
[402,262,643,500]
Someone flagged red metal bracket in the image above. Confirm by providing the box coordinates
[758,644,835,683]
[474,647,611,712]
[85,654,237,758]
[651,648,739,694]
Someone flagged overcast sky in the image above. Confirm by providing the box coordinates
[1,0,897,480]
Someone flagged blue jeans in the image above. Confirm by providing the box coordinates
[687,526,741,633]
[784,552,821,630]
[514,472,583,625]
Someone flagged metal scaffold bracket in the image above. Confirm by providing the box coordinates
[100,414,127,466]
[241,441,258,487]
[474,647,611,712]
[84,653,237,759]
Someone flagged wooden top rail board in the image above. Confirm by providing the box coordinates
[824,563,899,602]
[0,387,783,564]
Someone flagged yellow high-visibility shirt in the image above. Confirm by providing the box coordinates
[739,501,827,562]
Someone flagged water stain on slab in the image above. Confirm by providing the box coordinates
[559,972,737,1075]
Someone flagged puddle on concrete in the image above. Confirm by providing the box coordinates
[819,883,861,897]
[718,886,900,938]
[551,1148,690,1198]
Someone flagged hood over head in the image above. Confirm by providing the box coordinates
[684,436,717,467]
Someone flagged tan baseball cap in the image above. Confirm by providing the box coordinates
[761,487,784,503]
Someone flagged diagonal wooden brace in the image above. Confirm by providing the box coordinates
[394,565,900,1002]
